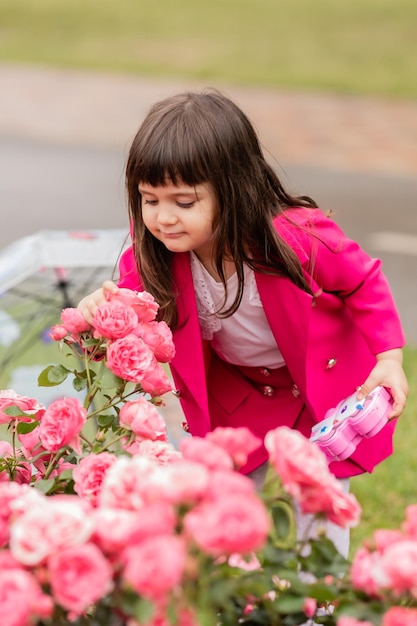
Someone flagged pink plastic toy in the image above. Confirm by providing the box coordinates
[310,386,393,462]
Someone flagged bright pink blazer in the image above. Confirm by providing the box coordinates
[118,208,406,478]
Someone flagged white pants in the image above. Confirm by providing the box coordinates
[247,462,350,558]
[248,463,349,625]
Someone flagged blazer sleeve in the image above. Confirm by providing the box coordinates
[117,245,143,291]
[277,208,406,355]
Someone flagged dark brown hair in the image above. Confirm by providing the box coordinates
[126,89,317,329]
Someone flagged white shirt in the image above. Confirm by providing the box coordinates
[190,253,285,368]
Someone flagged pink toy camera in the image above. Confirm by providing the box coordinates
[310,386,393,462]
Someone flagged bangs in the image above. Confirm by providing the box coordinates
[131,109,215,188]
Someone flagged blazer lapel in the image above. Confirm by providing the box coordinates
[171,254,210,426]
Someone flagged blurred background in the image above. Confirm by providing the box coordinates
[0,0,417,548]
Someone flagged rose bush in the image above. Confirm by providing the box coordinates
[0,288,416,626]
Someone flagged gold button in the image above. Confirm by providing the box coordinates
[172,389,181,398]
[262,385,276,397]
[259,367,271,377]
[326,358,337,369]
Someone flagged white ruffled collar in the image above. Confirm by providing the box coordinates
[190,252,263,340]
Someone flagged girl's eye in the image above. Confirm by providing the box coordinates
[143,199,158,206]
[177,201,195,208]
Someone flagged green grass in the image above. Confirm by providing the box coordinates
[350,345,417,554]
[1,0,417,98]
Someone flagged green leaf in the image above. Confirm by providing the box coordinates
[97,414,115,428]
[98,368,124,390]
[196,607,219,626]
[74,369,88,379]
[82,337,102,347]
[2,405,28,417]
[38,364,71,386]
[58,469,74,480]
[166,603,178,625]
[132,598,155,623]
[273,594,304,613]
[73,376,88,392]
[270,499,296,547]
[16,420,39,434]
[34,478,56,494]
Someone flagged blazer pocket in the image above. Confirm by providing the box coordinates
[207,356,250,415]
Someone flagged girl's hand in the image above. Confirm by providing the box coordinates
[357,348,408,418]
[77,280,119,324]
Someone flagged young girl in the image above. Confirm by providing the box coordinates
[78,90,408,534]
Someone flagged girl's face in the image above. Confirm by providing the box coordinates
[139,180,217,260]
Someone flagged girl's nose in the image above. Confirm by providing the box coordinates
[157,205,178,225]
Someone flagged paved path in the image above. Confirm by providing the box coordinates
[1,63,417,177]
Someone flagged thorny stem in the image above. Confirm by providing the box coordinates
[80,432,94,450]
[43,448,67,480]
[11,426,17,455]
[85,387,142,420]
[99,432,129,452]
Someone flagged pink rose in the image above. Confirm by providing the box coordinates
[91,508,143,553]
[48,542,113,615]
[49,324,68,341]
[18,427,71,480]
[136,320,175,362]
[204,469,257,500]
[376,540,417,596]
[139,360,173,397]
[0,549,22,570]
[92,501,176,554]
[17,427,52,477]
[0,482,30,548]
[207,427,262,469]
[184,492,270,556]
[0,440,13,458]
[140,459,210,505]
[0,568,53,626]
[119,398,168,441]
[373,529,405,553]
[265,426,330,486]
[17,426,42,456]
[122,535,186,600]
[108,288,159,322]
[303,597,317,619]
[265,427,361,527]
[73,453,117,506]
[39,396,87,453]
[382,606,417,626]
[93,300,138,339]
[180,436,234,471]
[61,307,91,333]
[350,547,383,597]
[126,439,181,463]
[0,469,10,483]
[0,390,45,425]
[10,495,94,565]
[313,479,361,528]
[228,552,261,571]
[99,455,155,510]
[106,334,154,382]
